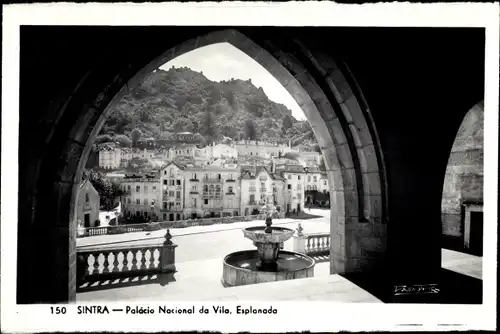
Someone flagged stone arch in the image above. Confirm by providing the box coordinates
[27,28,387,302]
[441,101,484,251]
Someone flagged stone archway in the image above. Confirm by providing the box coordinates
[22,28,387,303]
[441,101,484,253]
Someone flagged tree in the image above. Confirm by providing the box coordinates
[131,128,142,147]
[114,134,132,147]
[83,170,125,211]
[282,114,294,131]
[244,119,257,140]
[203,110,218,143]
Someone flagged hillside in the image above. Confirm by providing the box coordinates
[98,67,317,147]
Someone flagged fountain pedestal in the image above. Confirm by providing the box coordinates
[221,204,316,287]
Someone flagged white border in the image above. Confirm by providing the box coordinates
[1,2,498,333]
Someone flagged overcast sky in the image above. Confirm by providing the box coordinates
[159,42,306,121]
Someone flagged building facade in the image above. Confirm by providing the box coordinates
[119,174,161,219]
[98,144,122,169]
[233,140,294,158]
[159,162,185,221]
[184,163,241,218]
[76,179,100,228]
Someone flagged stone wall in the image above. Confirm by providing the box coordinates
[441,102,483,249]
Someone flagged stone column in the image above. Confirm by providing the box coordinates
[160,229,178,273]
[293,223,306,254]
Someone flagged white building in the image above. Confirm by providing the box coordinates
[183,163,241,219]
[240,163,286,216]
[210,143,238,159]
[233,140,294,159]
[98,144,122,169]
[276,165,306,213]
[119,174,161,219]
[159,162,185,221]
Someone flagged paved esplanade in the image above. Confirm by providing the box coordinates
[76,209,481,302]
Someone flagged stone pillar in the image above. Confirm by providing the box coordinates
[293,223,306,254]
[160,229,178,273]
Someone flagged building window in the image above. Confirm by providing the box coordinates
[324,181,327,185]
[85,194,89,203]
[169,180,175,186]
[144,199,148,205]
[136,199,140,205]
[288,175,292,180]
[192,198,197,208]
[298,175,301,180]
[308,175,311,182]
[127,185,131,191]
[176,179,181,185]
[229,173,233,180]
[163,202,167,209]
[164,171,167,175]
[217,174,221,180]
[163,180,167,185]
[163,213,167,220]
[228,186,233,193]
[127,198,131,204]
[192,185,197,192]
[204,174,208,180]
[203,185,208,192]
[313,176,317,182]
[297,184,301,190]
[313,185,317,191]
[176,202,181,207]
[228,199,233,208]
[136,186,140,192]
[169,191,174,197]
[152,186,156,190]
[307,185,311,191]
[204,199,208,205]
[250,194,255,202]
[176,191,181,199]
[288,184,292,190]
[192,173,197,179]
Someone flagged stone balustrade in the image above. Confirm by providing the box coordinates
[78,213,285,238]
[77,229,177,284]
[292,223,330,256]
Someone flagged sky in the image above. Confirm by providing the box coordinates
[159,42,306,121]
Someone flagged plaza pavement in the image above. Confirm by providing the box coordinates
[76,208,482,302]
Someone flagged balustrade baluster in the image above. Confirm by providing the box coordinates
[112,252,120,273]
[321,237,325,251]
[122,251,129,272]
[92,253,101,275]
[140,249,147,270]
[148,249,156,269]
[131,250,139,271]
[102,253,110,274]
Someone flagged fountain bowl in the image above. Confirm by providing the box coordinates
[243,226,295,244]
[222,250,315,287]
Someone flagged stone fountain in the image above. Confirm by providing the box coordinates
[222,196,315,287]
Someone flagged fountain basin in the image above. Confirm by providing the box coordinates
[243,226,295,243]
[222,250,315,287]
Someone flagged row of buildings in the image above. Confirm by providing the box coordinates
[97,137,322,170]
[117,160,329,221]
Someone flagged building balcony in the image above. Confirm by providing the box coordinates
[202,178,222,183]
[189,178,200,182]
[225,179,236,183]
[189,191,199,195]
[259,188,267,192]
[225,192,235,195]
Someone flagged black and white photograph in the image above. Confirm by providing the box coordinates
[1,2,498,333]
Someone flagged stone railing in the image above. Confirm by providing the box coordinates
[78,213,285,238]
[77,230,177,283]
[292,223,330,256]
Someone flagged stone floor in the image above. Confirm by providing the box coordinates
[76,209,482,303]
